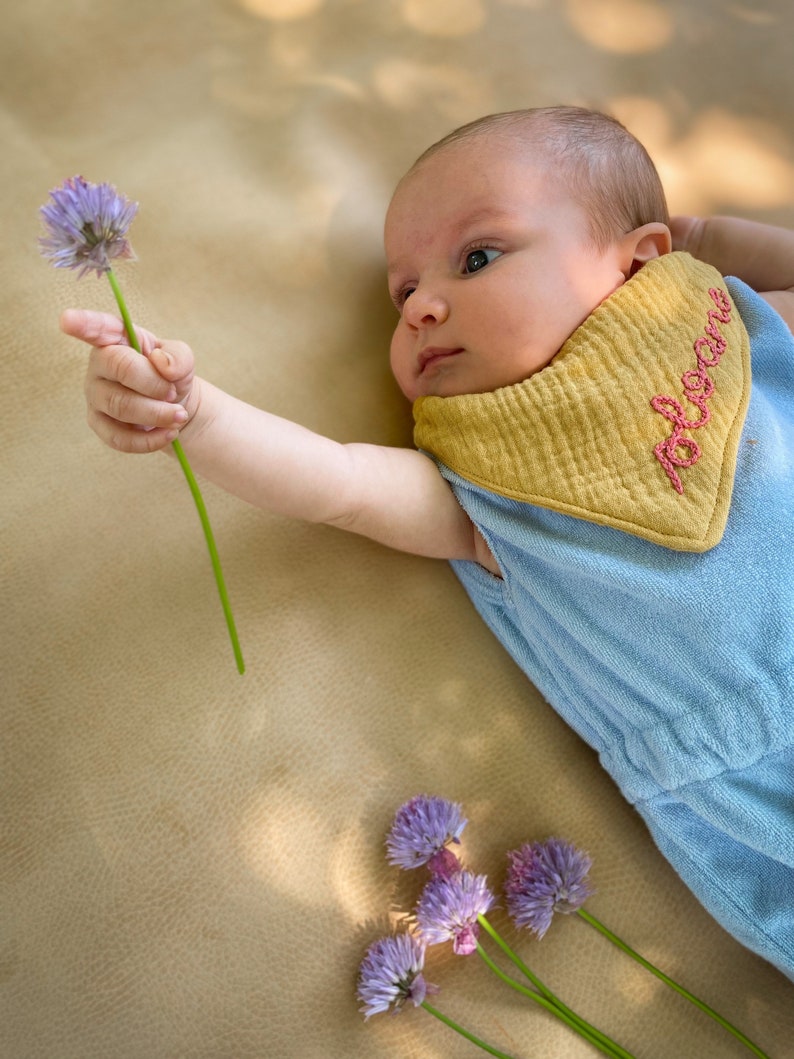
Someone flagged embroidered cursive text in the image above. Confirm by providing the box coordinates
[651,287,732,494]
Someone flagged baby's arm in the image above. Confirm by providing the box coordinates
[62,309,481,564]
[180,380,479,561]
[670,215,794,330]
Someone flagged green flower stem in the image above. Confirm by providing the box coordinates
[477,915,634,1059]
[475,944,623,1059]
[421,1001,519,1059]
[106,268,245,674]
[107,268,141,355]
[576,909,771,1059]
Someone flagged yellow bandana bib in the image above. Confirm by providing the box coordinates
[413,252,751,552]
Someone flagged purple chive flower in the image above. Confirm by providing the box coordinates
[357,933,438,1019]
[505,838,595,939]
[39,175,138,278]
[386,795,467,875]
[416,870,495,956]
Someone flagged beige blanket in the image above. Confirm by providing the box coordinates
[3,2,793,1056]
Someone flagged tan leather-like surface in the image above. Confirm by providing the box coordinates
[3,3,794,1056]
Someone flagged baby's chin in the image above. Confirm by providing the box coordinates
[408,381,495,402]
[399,357,558,401]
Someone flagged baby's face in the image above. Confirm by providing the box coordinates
[385,136,629,401]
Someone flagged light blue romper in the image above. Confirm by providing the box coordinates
[433,279,794,980]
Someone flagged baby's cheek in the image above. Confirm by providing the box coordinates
[389,333,414,398]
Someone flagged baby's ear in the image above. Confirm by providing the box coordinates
[623,222,672,276]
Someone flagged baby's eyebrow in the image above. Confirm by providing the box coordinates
[453,206,519,232]
[386,205,522,276]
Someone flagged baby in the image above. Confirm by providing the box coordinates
[63,106,794,979]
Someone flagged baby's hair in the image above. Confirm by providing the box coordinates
[411,106,670,249]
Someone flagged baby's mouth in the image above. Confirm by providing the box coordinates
[418,347,463,374]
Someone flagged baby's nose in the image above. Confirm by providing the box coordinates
[404,287,449,328]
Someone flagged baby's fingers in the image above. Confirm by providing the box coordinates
[146,340,195,402]
[61,308,158,354]
[92,377,189,432]
[87,343,178,403]
[87,408,182,454]
[84,342,193,453]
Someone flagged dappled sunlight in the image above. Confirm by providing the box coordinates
[437,674,483,707]
[610,949,669,1006]
[237,784,413,925]
[296,71,367,100]
[498,0,549,8]
[677,109,794,210]
[372,57,495,121]
[329,816,388,923]
[237,786,339,908]
[265,30,314,74]
[608,96,675,150]
[400,0,486,37]
[564,0,674,53]
[218,0,794,229]
[213,13,365,118]
[611,97,794,214]
[239,0,326,19]
[726,4,777,26]
[746,986,787,1025]
[260,31,372,102]
[406,674,543,780]
[279,182,345,285]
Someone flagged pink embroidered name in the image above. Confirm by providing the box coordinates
[651,286,732,494]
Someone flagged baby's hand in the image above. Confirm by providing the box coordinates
[60,309,197,453]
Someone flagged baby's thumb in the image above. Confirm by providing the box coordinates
[148,339,195,396]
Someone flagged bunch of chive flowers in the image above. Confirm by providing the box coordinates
[357,795,771,1059]
[39,176,244,674]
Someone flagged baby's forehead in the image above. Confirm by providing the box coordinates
[387,134,557,226]
[411,128,548,178]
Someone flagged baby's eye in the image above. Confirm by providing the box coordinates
[463,247,501,274]
[392,286,415,310]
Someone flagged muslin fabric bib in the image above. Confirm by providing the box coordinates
[414,252,751,552]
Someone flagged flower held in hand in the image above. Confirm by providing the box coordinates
[40,176,244,674]
[39,175,138,278]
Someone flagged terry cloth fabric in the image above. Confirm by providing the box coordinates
[414,272,794,980]
[414,252,752,552]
